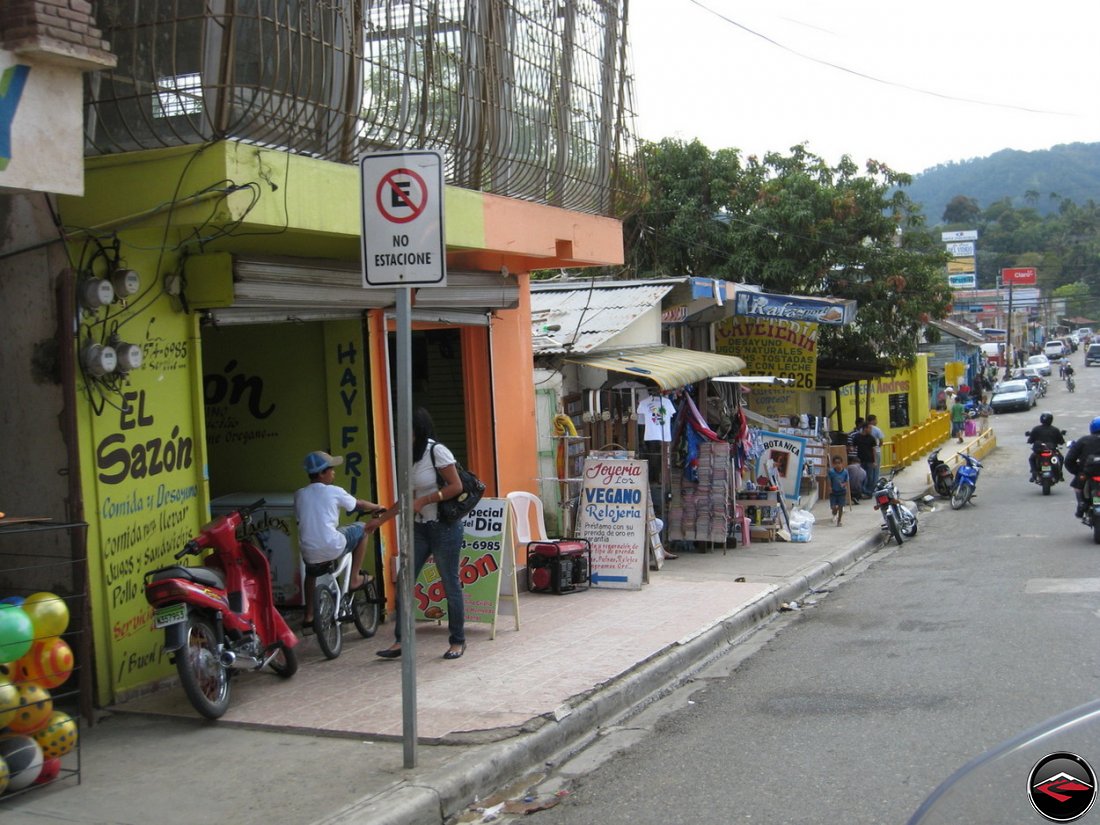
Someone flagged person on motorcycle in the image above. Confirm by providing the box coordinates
[1027,412,1066,482]
[1064,417,1100,518]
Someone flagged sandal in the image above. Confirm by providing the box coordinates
[349,574,374,592]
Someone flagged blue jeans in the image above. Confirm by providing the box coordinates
[395,519,465,646]
[862,462,879,496]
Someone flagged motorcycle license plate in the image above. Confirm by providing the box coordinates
[154,603,187,628]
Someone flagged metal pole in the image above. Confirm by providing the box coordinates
[396,288,417,767]
[1007,282,1015,373]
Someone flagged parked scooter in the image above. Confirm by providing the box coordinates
[927,449,954,498]
[144,499,298,719]
[950,453,982,510]
[873,469,918,546]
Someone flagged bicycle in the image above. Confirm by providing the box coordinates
[307,514,382,659]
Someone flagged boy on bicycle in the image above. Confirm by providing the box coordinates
[295,451,384,628]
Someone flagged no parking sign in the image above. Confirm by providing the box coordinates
[359,150,446,287]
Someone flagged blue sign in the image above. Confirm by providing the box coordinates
[733,290,855,325]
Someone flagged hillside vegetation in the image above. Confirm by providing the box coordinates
[903,142,1100,221]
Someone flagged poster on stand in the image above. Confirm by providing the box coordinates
[575,457,648,589]
[752,431,808,502]
[414,498,519,638]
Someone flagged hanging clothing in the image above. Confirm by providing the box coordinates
[637,394,677,442]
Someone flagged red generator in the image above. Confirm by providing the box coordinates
[526,540,591,594]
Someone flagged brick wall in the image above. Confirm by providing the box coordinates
[0,0,115,70]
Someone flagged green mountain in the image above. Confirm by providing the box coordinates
[902,142,1100,221]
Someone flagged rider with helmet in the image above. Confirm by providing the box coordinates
[1027,412,1066,482]
[1064,416,1100,517]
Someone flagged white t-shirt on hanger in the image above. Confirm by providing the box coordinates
[637,394,676,441]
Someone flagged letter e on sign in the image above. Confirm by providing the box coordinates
[359,150,447,288]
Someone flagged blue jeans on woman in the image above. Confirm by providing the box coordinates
[395,519,465,646]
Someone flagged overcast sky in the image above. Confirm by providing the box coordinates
[628,1,1100,175]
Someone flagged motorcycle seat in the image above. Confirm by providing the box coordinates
[148,564,225,590]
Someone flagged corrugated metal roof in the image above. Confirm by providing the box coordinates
[563,345,746,391]
[530,284,674,353]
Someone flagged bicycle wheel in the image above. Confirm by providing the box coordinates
[352,579,380,638]
[314,584,342,660]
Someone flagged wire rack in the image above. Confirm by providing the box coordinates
[85,0,643,217]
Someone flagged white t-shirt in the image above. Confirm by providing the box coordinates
[294,483,357,563]
[637,395,676,441]
[413,439,456,522]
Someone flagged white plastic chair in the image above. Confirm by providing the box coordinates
[507,491,551,545]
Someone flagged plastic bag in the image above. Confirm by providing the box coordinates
[787,508,815,543]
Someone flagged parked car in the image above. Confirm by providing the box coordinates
[1010,366,1047,397]
[1087,342,1100,367]
[990,379,1036,413]
[1026,353,1052,376]
[1043,340,1067,359]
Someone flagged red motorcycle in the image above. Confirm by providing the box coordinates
[144,499,298,719]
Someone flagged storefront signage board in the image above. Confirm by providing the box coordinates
[732,290,854,325]
[575,458,648,590]
[716,316,819,395]
[752,431,808,502]
[413,498,519,638]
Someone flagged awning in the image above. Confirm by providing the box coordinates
[712,376,796,386]
[563,344,746,391]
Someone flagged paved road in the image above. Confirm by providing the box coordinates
[488,358,1100,824]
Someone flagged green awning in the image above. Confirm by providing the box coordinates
[563,344,745,391]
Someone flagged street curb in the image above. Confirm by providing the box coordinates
[313,530,890,825]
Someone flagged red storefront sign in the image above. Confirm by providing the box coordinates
[1001,267,1037,286]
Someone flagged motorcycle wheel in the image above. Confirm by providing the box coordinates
[899,506,918,537]
[951,483,972,510]
[268,642,298,678]
[886,512,904,546]
[176,614,231,720]
[1042,478,1052,496]
[314,584,343,660]
[352,579,380,639]
[1094,518,1100,546]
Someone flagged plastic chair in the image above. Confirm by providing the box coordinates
[507,491,551,545]
[734,504,751,547]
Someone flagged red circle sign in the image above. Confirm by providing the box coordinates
[375,168,428,224]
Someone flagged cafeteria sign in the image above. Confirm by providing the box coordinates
[715,316,818,392]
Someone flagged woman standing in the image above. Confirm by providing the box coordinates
[377,408,467,660]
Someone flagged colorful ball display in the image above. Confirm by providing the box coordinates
[21,593,69,640]
[33,757,59,784]
[0,679,19,729]
[18,638,74,690]
[0,736,43,792]
[32,711,77,760]
[6,683,52,734]
[0,596,23,607]
[0,754,8,794]
[0,605,33,664]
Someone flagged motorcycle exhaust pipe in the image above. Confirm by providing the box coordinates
[219,650,263,670]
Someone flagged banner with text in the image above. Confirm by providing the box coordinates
[575,458,648,589]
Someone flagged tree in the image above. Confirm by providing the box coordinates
[1054,281,1091,317]
[943,195,981,225]
[623,140,953,364]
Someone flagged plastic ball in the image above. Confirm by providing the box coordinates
[0,755,8,794]
[0,605,33,664]
[21,593,69,640]
[0,679,18,728]
[26,638,73,690]
[0,596,23,607]
[33,756,59,784]
[0,736,43,792]
[7,683,52,734]
[33,711,77,759]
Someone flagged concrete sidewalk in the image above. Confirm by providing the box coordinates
[1,431,993,825]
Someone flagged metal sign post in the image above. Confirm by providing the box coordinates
[360,150,447,768]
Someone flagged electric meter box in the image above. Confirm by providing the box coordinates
[210,492,302,607]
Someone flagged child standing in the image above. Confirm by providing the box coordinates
[828,455,849,526]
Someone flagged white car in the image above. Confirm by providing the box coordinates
[990,379,1036,413]
[1044,340,1067,359]
[1026,354,1052,376]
